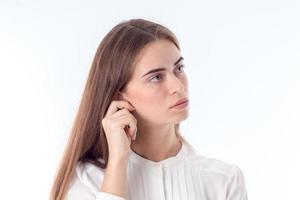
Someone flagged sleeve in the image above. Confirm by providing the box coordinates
[225,164,248,200]
[66,170,126,200]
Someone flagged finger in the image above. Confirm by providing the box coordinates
[125,118,137,139]
[110,108,132,118]
[106,100,135,116]
[133,127,137,140]
[111,109,137,124]
[106,110,137,137]
[117,116,137,138]
[104,109,137,133]
[128,116,137,139]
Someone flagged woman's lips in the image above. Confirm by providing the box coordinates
[171,101,189,109]
[170,98,189,109]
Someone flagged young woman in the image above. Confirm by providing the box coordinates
[50,18,248,200]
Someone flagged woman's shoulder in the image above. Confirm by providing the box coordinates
[184,142,248,199]
[76,160,106,187]
[67,160,106,199]
[184,142,244,179]
[179,133,242,177]
[75,159,106,174]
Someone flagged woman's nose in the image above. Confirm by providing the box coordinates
[168,74,185,95]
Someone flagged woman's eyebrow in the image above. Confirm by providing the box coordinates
[141,57,184,78]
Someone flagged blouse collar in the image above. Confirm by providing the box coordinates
[128,138,195,167]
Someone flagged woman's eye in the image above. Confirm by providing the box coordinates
[176,64,185,73]
[149,65,185,82]
[149,74,163,82]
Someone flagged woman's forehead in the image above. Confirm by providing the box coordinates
[132,40,181,77]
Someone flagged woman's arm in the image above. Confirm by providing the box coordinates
[66,160,127,200]
[100,158,129,199]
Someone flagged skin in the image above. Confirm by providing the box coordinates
[119,38,189,162]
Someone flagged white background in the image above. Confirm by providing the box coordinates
[0,0,299,199]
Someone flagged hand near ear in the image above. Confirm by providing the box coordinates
[102,95,137,161]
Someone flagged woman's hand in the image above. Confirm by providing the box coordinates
[102,100,137,163]
[100,100,136,197]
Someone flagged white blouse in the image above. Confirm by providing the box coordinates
[67,138,248,200]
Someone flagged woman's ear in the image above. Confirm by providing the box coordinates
[112,91,121,101]
[117,91,124,100]
[113,91,126,101]
[117,91,134,107]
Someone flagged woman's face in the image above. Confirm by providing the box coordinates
[120,39,189,126]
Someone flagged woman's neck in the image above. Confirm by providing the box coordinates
[130,124,182,162]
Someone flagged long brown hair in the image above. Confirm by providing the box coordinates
[50,18,181,200]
